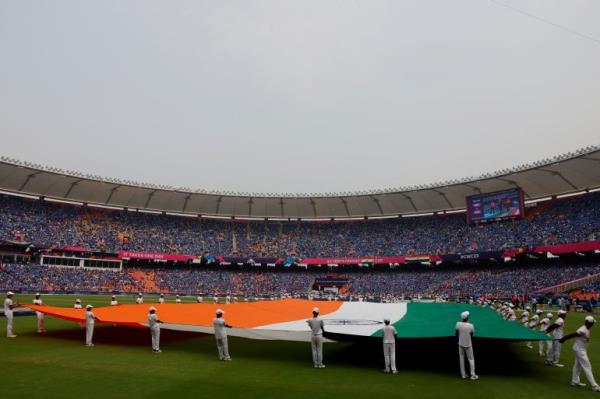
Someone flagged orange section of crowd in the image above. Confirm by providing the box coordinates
[569,290,600,301]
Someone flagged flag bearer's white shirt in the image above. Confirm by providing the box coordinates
[552,318,565,339]
[4,298,13,316]
[573,325,591,351]
[382,325,397,344]
[307,318,324,336]
[456,321,474,347]
[213,318,227,339]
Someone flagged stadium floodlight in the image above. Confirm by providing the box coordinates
[402,212,434,218]
[557,191,586,199]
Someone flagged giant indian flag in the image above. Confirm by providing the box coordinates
[25,299,548,342]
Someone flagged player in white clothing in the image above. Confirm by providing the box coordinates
[74,299,84,328]
[4,291,17,338]
[507,304,517,321]
[213,309,232,360]
[148,307,163,353]
[456,311,478,380]
[33,293,46,333]
[110,296,118,306]
[158,294,165,304]
[545,310,567,367]
[175,295,182,304]
[85,305,96,347]
[382,318,397,374]
[525,312,539,349]
[307,308,325,368]
[560,316,600,391]
[539,313,553,356]
[520,307,530,326]
[196,296,203,303]
[136,293,144,304]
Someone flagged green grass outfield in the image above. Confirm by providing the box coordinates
[1,294,599,399]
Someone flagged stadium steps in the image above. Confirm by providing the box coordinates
[533,272,600,295]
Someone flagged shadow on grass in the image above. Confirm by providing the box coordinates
[27,324,202,347]
[27,324,540,377]
[332,337,537,376]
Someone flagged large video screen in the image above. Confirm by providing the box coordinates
[466,188,524,224]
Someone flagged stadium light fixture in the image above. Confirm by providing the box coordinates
[87,203,124,211]
[202,214,233,220]
[445,209,466,214]
[556,191,587,199]
[165,212,197,218]
[524,196,552,205]
[402,212,435,218]
[138,209,162,215]
[44,197,84,206]
[0,190,39,200]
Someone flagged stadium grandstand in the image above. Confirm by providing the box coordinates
[1,147,600,302]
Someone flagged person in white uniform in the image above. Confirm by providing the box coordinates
[196,296,203,303]
[158,294,165,304]
[148,307,162,353]
[307,307,325,368]
[507,304,517,321]
[560,316,600,391]
[175,295,182,304]
[520,307,530,326]
[225,295,231,304]
[73,299,84,328]
[33,293,46,333]
[110,296,118,306]
[4,291,17,338]
[545,310,567,367]
[525,312,539,349]
[382,318,397,374]
[456,311,478,380]
[136,293,144,304]
[213,295,218,304]
[539,312,553,356]
[85,305,96,347]
[213,309,232,360]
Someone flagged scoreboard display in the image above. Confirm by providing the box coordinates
[466,188,524,224]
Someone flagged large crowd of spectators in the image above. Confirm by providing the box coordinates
[0,263,139,292]
[2,262,599,299]
[1,192,600,257]
[153,268,315,297]
[345,264,600,298]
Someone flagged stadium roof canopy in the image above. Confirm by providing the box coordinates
[1,145,600,220]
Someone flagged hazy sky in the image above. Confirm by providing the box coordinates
[1,1,599,194]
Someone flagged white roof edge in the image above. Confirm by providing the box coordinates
[1,144,600,218]
[1,144,598,199]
